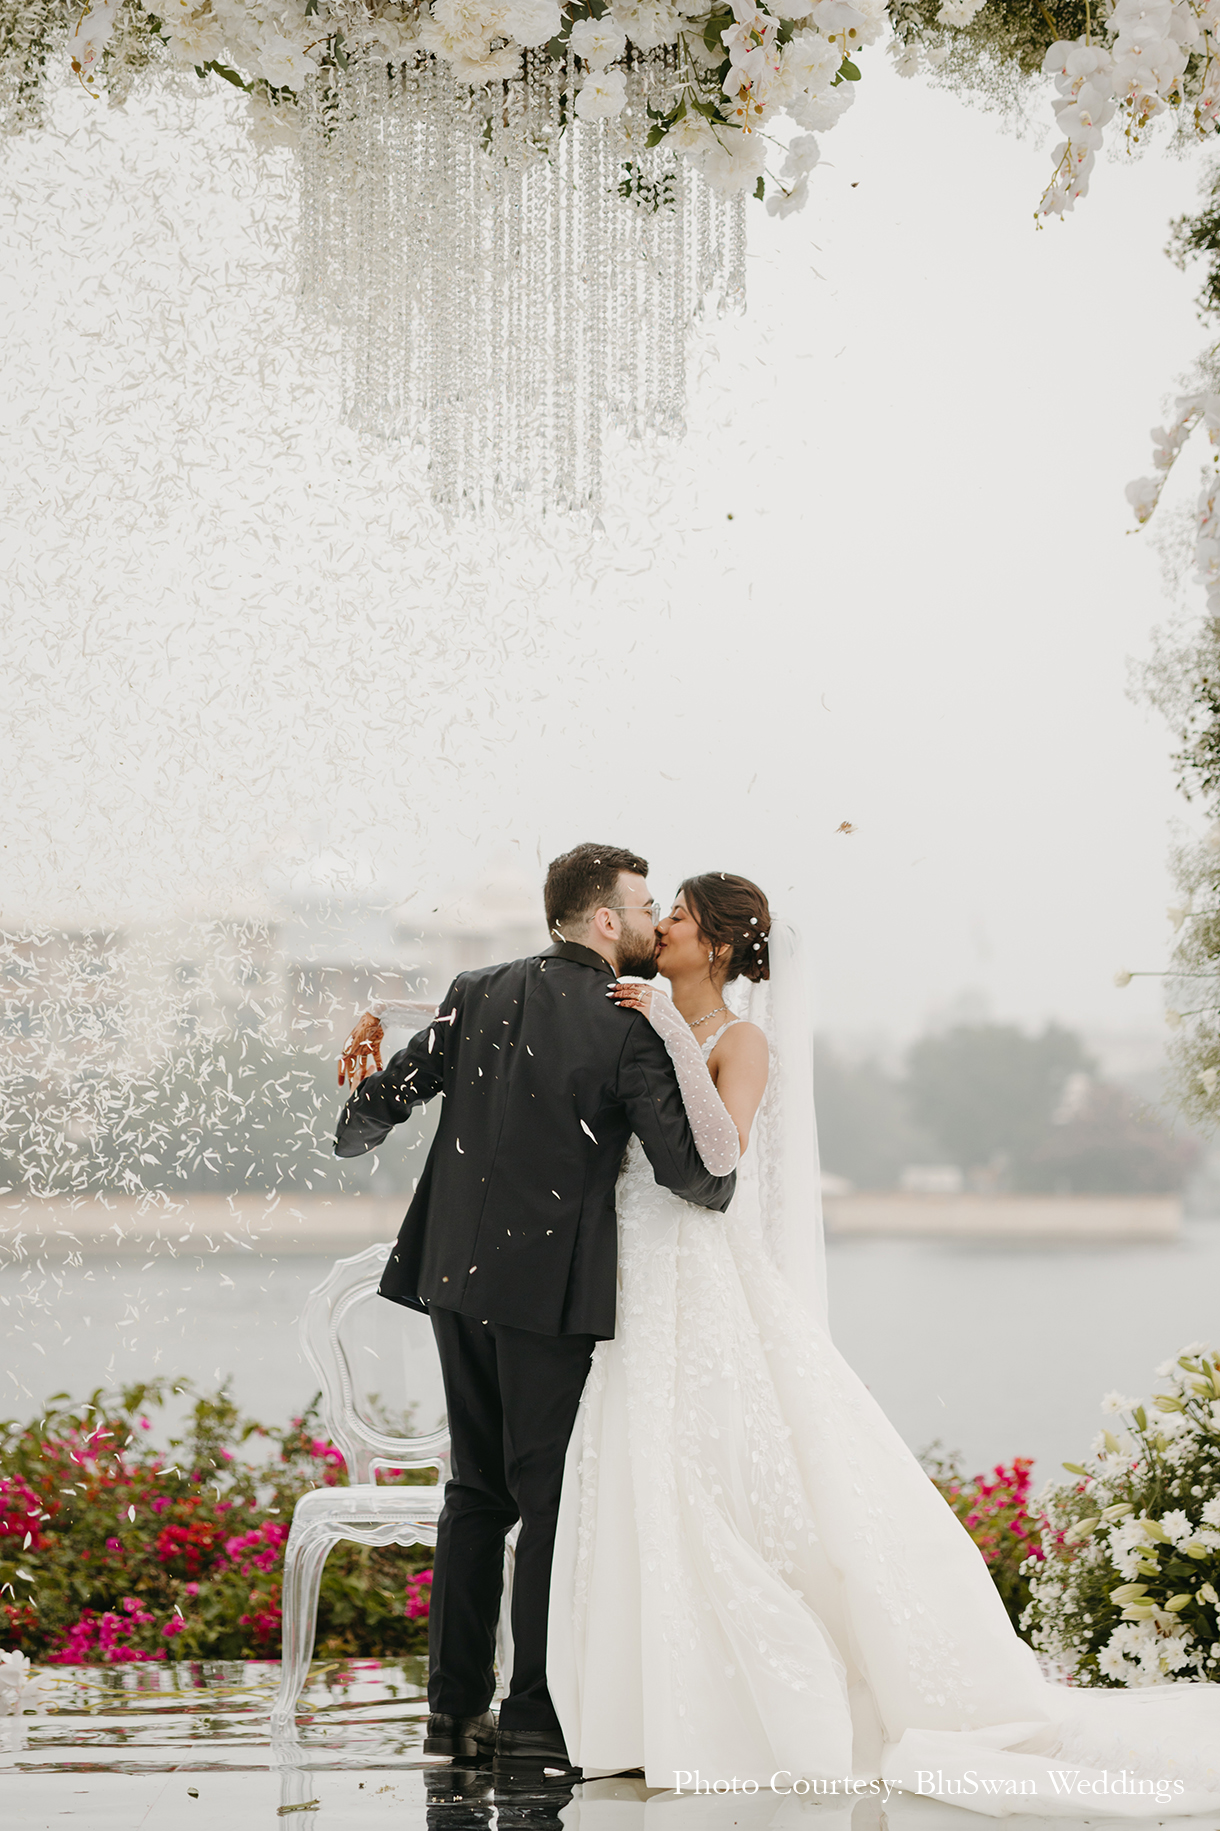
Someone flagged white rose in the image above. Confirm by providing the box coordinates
[501,0,562,46]
[781,130,821,176]
[450,43,522,78]
[255,29,316,91]
[789,82,854,129]
[608,0,679,50]
[568,16,627,65]
[575,67,628,117]
[245,88,302,148]
[783,30,840,92]
[433,0,510,42]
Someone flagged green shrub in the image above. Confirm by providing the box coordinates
[0,1380,434,1664]
[1022,1346,1220,1685]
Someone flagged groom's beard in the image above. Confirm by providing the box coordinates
[614,928,660,979]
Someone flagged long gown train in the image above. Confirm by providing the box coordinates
[546,1135,1220,1814]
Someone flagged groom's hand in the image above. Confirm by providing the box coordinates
[339,1013,384,1088]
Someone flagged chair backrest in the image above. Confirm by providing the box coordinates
[299,1241,449,1486]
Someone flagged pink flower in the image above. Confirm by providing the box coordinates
[106,1537,122,1551]
[405,1570,433,1620]
[162,1616,186,1638]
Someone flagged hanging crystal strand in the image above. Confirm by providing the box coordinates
[390,61,413,437]
[453,81,473,506]
[582,119,605,513]
[294,39,748,513]
[562,47,579,507]
[372,61,394,434]
[664,150,687,437]
[484,83,506,508]
[441,67,462,509]
[521,56,541,506]
[402,55,423,451]
[545,57,563,508]
[520,61,538,501]
[726,189,747,314]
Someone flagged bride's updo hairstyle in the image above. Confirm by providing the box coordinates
[679,873,771,983]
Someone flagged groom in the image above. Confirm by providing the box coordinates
[334,843,737,1775]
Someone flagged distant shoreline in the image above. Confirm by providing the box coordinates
[0,1189,1187,1256]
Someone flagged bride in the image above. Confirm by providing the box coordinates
[541,871,1220,1813]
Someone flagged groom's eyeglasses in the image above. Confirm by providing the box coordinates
[607,900,662,925]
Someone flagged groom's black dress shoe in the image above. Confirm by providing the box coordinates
[492,1728,581,1781]
[423,1711,498,1760]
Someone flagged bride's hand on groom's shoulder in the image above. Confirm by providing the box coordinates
[339,1013,384,1088]
[608,980,653,1020]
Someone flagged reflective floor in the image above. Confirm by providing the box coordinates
[0,1660,1197,1830]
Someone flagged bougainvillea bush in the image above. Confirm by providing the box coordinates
[0,1380,434,1665]
[1021,1345,1220,1686]
[922,1448,1043,1630]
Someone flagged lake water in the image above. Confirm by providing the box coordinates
[5,1222,1220,1485]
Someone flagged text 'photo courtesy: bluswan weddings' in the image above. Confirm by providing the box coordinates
[672,1770,1191,1803]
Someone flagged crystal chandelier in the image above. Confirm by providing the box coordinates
[297,49,746,514]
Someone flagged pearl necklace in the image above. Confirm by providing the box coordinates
[687,1004,727,1032]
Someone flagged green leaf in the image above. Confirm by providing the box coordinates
[1062,1462,1089,1476]
[839,57,861,80]
[1132,1405,1147,1431]
[194,59,251,92]
[646,125,667,147]
[753,175,765,200]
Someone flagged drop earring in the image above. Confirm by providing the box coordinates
[708,949,715,964]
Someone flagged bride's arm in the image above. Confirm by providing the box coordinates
[338,999,440,1088]
[610,985,765,1171]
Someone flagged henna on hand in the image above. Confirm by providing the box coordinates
[339,1013,384,1088]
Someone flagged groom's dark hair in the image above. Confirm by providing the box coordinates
[545,843,649,936]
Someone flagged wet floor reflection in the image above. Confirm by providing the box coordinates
[3,1661,1182,1830]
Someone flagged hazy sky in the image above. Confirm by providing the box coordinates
[1,61,1213,1052]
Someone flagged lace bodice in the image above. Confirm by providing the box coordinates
[699,1018,736,1056]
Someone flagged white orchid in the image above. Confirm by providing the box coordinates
[0,1652,51,1716]
[67,0,122,85]
[766,174,809,216]
[54,0,877,209]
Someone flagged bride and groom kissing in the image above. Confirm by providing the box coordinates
[335,842,1220,1806]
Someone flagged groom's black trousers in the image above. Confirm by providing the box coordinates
[428,1307,595,1733]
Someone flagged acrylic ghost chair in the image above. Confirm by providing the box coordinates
[269,1241,449,1735]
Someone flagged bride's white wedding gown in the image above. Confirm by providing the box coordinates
[546,997,1220,1815]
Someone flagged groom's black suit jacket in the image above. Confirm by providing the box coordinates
[334,941,736,1339]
